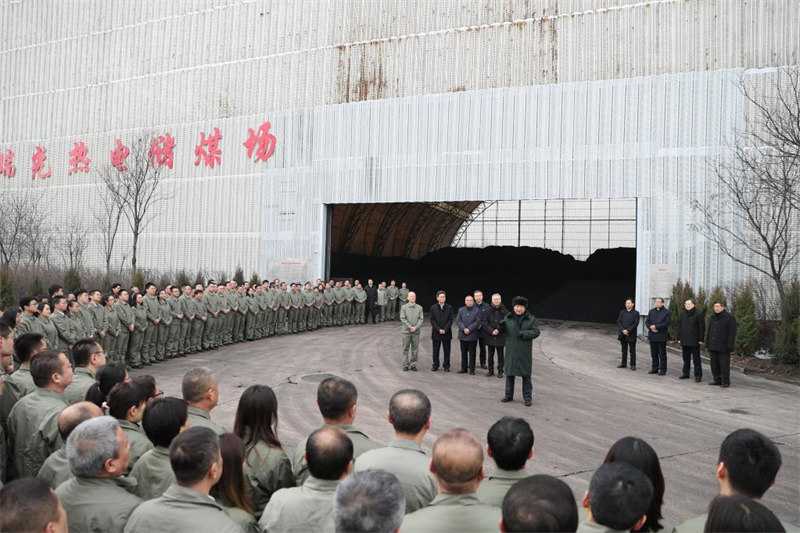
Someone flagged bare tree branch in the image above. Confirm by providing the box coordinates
[691,128,799,305]
[0,193,37,269]
[56,223,88,271]
[99,135,171,274]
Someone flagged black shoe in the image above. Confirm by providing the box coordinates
[457,370,467,374]
[647,369,658,374]
[480,364,487,370]
[630,365,636,371]
[410,367,417,372]
[524,400,532,407]
[402,367,409,371]
[469,371,475,375]
[501,397,513,403]
[444,368,450,372]
[497,372,504,378]
[709,381,721,386]
[721,383,730,388]
[431,366,439,372]
[679,374,690,379]
[695,377,702,382]
[617,363,627,368]
[486,371,494,377]
[658,371,666,376]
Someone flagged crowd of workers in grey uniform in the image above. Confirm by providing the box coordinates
[3,278,410,371]
[0,328,792,533]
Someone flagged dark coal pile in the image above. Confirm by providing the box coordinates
[331,246,635,324]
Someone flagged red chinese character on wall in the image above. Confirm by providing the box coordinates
[0,150,16,179]
[148,133,175,169]
[31,146,52,180]
[194,127,223,168]
[243,120,277,162]
[68,142,91,174]
[110,139,130,171]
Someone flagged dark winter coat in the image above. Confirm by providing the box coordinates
[706,310,737,352]
[616,309,640,343]
[364,284,378,310]
[678,308,705,347]
[483,305,509,347]
[429,303,454,340]
[456,306,482,341]
[645,306,671,342]
[500,311,541,377]
[474,302,489,339]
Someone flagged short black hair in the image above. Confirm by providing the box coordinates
[170,426,220,485]
[389,389,431,434]
[75,289,87,298]
[588,463,653,531]
[719,429,782,498]
[85,362,128,408]
[13,332,45,363]
[603,436,665,533]
[145,282,155,290]
[19,296,38,309]
[111,283,121,290]
[307,426,353,480]
[107,381,148,420]
[30,349,66,388]
[51,295,66,307]
[0,478,61,533]
[704,494,785,533]
[487,417,534,471]
[502,475,578,532]
[0,321,12,340]
[143,397,188,448]
[72,338,101,367]
[48,284,63,297]
[317,377,357,420]
[132,374,157,400]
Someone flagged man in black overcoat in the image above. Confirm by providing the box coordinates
[364,278,378,324]
[678,298,705,381]
[429,290,454,372]
[706,301,737,388]
[645,297,671,375]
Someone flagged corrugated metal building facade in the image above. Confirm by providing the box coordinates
[1,0,798,304]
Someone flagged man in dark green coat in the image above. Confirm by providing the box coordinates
[500,296,540,407]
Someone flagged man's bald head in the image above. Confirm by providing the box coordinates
[57,401,104,441]
[307,426,353,481]
[431,428,484,494]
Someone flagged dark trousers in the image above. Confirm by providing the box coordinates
[365,305,377,324]
[488,345,504,373]
[477,337,487,366]
[504,375,532,402]
[682,345,702,378]
[709,350,730,385]
[460,340,477,372]
[619,339,636,367]
[432,339,451,369]
[649,341,667,372]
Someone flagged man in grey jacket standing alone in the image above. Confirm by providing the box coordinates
[400,292,424,372]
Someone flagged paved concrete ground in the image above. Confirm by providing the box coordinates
[133,320,800,526]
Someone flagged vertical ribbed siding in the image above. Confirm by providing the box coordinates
[0,1,797,301]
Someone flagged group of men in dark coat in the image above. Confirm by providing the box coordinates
[426,290,540,406]
[616,296,738,387]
